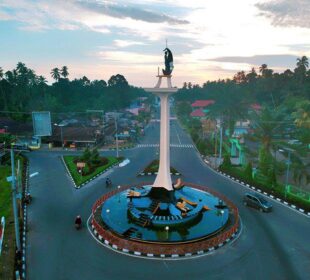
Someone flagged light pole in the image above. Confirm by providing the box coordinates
[10,148,21,251]
[220,209,225,226]
[54,123,65,149]
[118,185,121,202]
[165,226,169,240]
[114,114,119,158]
[216,120,223,167]
[284,148,294,199]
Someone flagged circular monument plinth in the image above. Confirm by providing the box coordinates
[90,182,239,258]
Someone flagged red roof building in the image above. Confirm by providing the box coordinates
[191,100,215,108]
[250,103,261,111]
[190,109,206,118]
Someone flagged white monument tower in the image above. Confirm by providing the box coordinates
[144,46,177,192]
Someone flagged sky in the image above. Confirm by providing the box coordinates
[1,0,310,87]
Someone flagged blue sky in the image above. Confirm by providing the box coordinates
[1,0,310,86]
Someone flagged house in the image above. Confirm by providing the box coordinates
[190,100,215,120]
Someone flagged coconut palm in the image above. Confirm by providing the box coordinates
[250,106,286,150]
[0,67,9,112]
[61,66,69,78]
[296,56,309,69]
[50,67,60,81]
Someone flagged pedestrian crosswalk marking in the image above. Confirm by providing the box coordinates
[137,144,194,148]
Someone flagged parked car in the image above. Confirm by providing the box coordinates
[243,193,273,212]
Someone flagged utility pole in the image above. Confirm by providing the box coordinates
[218,119,223,167]
[285,149,292,199]
[10,148,21,251]
[114,114,119,158]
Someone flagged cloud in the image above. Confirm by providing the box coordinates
[77,1,189,25]
[256,0,310,28]
[113,40,147,48]
[209,54,299,68]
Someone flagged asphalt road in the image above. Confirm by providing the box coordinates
[26,119,310,280]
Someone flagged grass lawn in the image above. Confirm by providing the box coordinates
[142,159,180,174]
[63,156,121,186]
[0,156,24,279]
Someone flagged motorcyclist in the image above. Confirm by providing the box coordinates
[106,177,112,187]
[75,215,82,229]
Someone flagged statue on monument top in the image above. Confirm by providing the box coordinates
[162,47,174,75]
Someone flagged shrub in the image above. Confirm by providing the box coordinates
[221,153,231,169]
[100,157,109,165]
[244,162,253,181]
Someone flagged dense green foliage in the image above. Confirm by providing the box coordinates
[176,56,310,143]
[0,63,147,120]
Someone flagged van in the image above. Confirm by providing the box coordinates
[243,193,272,212]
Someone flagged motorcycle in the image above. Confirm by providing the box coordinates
[75,216,82,230]
[106,178,112,187]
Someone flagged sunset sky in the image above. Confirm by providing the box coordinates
[1,0,310,86]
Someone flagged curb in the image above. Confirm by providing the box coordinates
[20,162,29,280]
[138,172,181,176]
[89,220,240,259]
[208,162,310,217]
[89,183,240,259]
[61,156,120,189]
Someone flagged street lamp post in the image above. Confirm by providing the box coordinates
[114,114,119,158]
[165,226,169,240]
[285,149,293,199]
[118,185,121,202]
[220,209,225,226]
[10,148,21,251]
[54,123,65,149]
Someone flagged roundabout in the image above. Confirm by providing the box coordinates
[90,182,239,258]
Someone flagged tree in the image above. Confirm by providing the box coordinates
[292,161,310,188]
[258,146,272,176]
[221,153,231,169]
[50,67,61,81]
[259,64,273,78]
[61,66,69,79]
[294,56,309,82]
[108,74,129,88]
[251,106,285,150]
[0,67,9,112]
[80,147,91,163]
[90,148,100,165]
[244,162,253,181]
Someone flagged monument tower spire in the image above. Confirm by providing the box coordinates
[144,45,177,192]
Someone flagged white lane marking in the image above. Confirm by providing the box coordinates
[174,125,182,145]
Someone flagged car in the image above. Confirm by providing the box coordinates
[243,192,272,212]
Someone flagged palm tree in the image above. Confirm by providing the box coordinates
[0,67,9,112]
[61,66,69,79]
[50,67,60,81]
[251,106,286,150]
[37,75,47,85]
[296,56,309,69]
[295,56,309,80]
[259,64,273,78]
